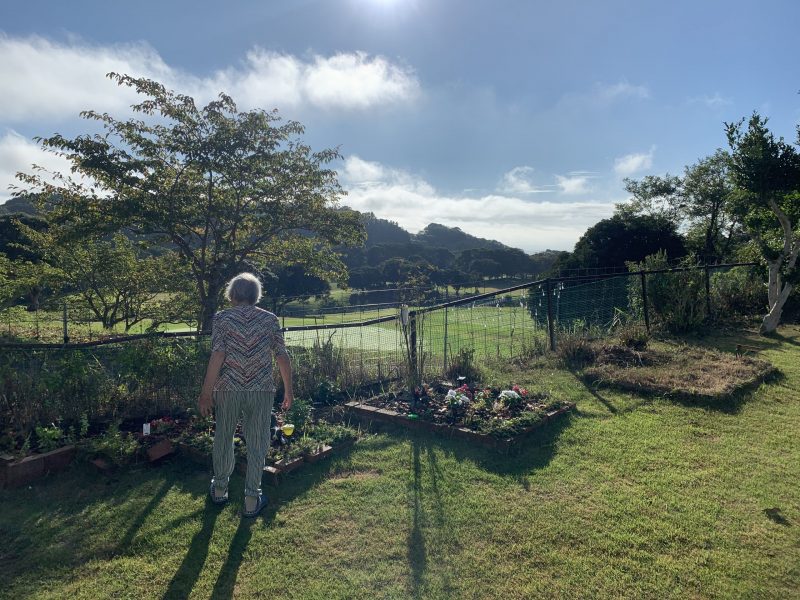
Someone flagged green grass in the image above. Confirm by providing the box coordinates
[2,326,799,599]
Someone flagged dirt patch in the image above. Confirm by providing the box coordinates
[582,344,777,400]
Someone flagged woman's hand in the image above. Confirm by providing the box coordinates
[198,390,214,417]
[281,392,294,412]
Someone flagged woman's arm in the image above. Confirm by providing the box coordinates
[276,354,294,411]
[198,350,225,417]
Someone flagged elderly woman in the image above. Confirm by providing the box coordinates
[197,273,294,517]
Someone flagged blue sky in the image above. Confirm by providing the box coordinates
[1,0,798,251]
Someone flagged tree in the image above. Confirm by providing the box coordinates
[467,258,501,278]
[261,265,330,313]
[20,227,181,330]
[348,266,385,290]
[621,150,741,262]
[725,113,800,333]
[562,213,686,272]
[0,253,51,312]
[0,214,50,309]
[15,74,364,330]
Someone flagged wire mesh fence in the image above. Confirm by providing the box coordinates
[0,262,762,425]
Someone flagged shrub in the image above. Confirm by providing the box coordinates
[711,267,765,317]
[0,338,210,441]
[616,323,649,351]
[444,347,483,384]
[628,251,707,333]
[556,334,597,368]
[285,397,312,431]
[34,423,64,453]
[84,422,140,466]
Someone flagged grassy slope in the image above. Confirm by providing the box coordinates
[1,327,798,599]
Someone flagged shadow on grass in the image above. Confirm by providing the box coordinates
[0,443,358,599]
[165,443,359,600]
[163,500,221,599]
[362,410,574,487]
[117,476,173,552]
[575,362,784,416]
[210,518,257,600]
[406,435,455,599]
[570,370,618,415]
[767,330,800,348]
[408,439,427,598]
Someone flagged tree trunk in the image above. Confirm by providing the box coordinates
[760,281,794,334]
[199,281,224,332]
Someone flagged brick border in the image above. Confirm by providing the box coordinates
[343,401,574,453]
[0,445,77,489]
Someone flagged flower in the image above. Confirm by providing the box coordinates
[446,387,471,408]
[498,389,524,409]
[511,385,528,397]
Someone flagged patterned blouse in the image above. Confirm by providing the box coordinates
[211,305,289,393]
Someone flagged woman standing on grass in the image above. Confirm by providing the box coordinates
[197,273,294,517]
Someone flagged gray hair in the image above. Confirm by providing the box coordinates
[225,273,262,305]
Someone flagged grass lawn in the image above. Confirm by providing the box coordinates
[1,326,799,599]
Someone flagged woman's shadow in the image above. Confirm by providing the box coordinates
[162,442,356,600]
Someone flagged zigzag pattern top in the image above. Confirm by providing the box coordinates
[211,305,289,393]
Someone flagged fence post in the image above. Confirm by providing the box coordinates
[704,266,712,320]
[443,290,449,374]
[546,279,556,351]
[640,271,650,333]
[63,302,69,345]
[409,310,417,374]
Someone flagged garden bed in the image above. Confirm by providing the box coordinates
[344,382,574,453]
[178,438,354,486]
[581,343,777,400]
[0,445,77,489]
[0,398,360,487]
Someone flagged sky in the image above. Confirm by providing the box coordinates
[1,0,798,252]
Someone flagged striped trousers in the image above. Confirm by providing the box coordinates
[211,390,274,498]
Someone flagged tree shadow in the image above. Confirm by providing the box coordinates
[570,370,618,415]
[116,476,173,553]
[369,410,574,489]
[767,331,800,348]
[1,441,359,599]
[667,369,785,415]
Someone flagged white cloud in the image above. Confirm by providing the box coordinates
[594,81,650,103]
[558,80,650,109]
[688,92,732,109]
[0,35,420,122]
[340,156,615,251]
[614,146,655,177]
[0,130,74,202]
[497,166,553,194]
[555,174,590,195]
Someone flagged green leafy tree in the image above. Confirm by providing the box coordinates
[620,150,741,262]
[725,113,800,333]
[21,228,182,331]
[467,258,501,278]
[558,213,686,272]
[15,74,364,330]
[261,265,330,313]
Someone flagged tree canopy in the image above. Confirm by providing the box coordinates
[15,73,364,329]
[558,213,686,273]
[725,113,800,333]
